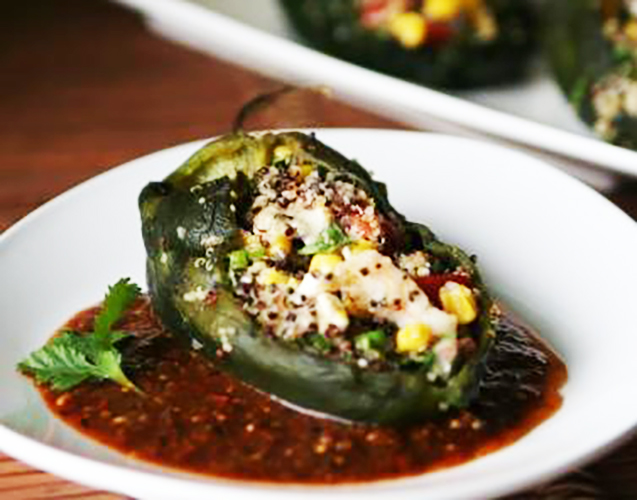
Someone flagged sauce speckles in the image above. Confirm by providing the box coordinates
[38,298,566,484]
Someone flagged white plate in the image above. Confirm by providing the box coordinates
[113,0,637,185]
[1,130,637,500]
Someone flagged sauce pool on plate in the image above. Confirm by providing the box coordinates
[38,297,566,484]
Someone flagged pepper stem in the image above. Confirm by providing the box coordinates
[232,85,333,133]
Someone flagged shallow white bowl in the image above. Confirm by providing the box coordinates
[1,130,636,500]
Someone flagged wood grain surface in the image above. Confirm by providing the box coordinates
[2,0,637,498]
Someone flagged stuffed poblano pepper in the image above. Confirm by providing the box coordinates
[546,0,637,148]
[139,131,497,424]
[279,0,537,89]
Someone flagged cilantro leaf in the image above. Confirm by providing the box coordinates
[18,333,99,391]
[92,349,135,390]
[299,223,350,255]
[17,279,141,392]
[94,278,141,338]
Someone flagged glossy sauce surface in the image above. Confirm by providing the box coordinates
[40,298,566,484]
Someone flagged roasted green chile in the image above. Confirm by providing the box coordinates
[139,131,496,424]
[279,0,537,89]
[545,0,637,148]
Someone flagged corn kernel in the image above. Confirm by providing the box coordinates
[348,240,376,254]
[261,268,292,286]
[439,282,478,325]
[269,235,291,259]
[424,0,463,22]
[388,12,428,49]
[396,323,432,353]
[300,163,314,177]
[272,145,293,165]
[310,253,343,275]
[460,0,482,11]
[473,8,498,41]
[290,162,314,178]
[625,20,637,41]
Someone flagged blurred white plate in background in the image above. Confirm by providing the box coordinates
[114,0,632,189]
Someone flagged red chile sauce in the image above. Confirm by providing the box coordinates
[38,297,566,484]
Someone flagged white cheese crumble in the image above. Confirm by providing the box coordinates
[183,287,208,303]
[201,234,224,247]
[338,249,457,337]
[316,293,349,333]
[398,251,431,278]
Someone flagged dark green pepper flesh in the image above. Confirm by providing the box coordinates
[140,131,496,425]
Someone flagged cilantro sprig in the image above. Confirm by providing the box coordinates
[299,223,350,255]
[18,279,141,392]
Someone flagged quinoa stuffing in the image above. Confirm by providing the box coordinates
[226,144,480,380]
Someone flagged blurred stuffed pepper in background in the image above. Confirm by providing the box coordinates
[279,0,538,89]
[546,0,637,149]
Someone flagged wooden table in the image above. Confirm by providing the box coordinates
[2,1,637,498]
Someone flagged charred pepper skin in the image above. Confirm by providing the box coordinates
[545,0,637,149]
[279,0,537,89]
[139,131,496,424]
